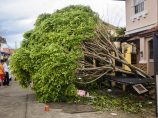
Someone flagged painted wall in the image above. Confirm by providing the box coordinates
[146,37,154,76]
[139,37,154,76]
[149,62,154,76]
[125,0,157,32]
[124,47,131,71]
[139,37,146,62]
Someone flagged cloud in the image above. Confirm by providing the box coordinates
[0,0,125,49]
[1,18,36,36]
[3,33,23,49]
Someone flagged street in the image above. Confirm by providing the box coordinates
[0,77,155,118]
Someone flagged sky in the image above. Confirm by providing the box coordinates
[0,0,125,49]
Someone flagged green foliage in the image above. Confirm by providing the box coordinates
[88,90,155,114]
[34,13,51,28]
[116,27,126,36]
[10,5,99,102]
[23,30,33,39]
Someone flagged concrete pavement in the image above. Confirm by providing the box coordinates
[0,77,155,118]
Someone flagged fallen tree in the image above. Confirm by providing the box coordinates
[75,21,152,85]
[10,5,152,103]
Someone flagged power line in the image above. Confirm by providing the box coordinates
[59,0,66,6]
[0,29,14,49]
[88,0,96,12]
[70,0,75,4]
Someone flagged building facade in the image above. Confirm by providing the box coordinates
[114,0,158,76]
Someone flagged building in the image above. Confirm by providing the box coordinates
[3,48,15,59]
[0,36,6,52]
[0,36,7,59]
[3,48,15,55]
[114,0,158,76]
[3,48,15,58]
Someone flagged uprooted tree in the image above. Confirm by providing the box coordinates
[10,5,152,103]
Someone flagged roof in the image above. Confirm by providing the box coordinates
[113,36,132,42]
[126,36,140,42]
[105,76,154,85]
[102,21,117,30]
[0,37,6,43]
[126,26,158,41]
[139,26,158,36]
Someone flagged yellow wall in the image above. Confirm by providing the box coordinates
[122,47,131,71]
[111,52,115,76]
[132,64,137,67]
[125,47,131,71]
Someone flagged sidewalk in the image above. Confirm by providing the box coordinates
[0,78,155,118]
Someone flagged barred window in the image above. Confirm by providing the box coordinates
[135,2,144,14]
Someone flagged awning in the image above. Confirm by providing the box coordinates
[105,76,154,85]
[140,26,158,35]
[1,52,9,54]
[126,36,140,42]
[113,37,132,42]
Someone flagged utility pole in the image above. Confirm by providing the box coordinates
[15,42,17,49]
[153,32,158,118]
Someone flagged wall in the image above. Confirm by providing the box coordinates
[0,43,3,51]
[149,62,154,76]
[125,0,157,34]
[9,49,14,54]
[124,47,131,71]
[139,37,146,62]
[146,37,154,76]
[139,36,154,76]
[3,48,9,53]
[157,0,158,25]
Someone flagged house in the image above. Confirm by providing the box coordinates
[3,48,15,59]
[0,36,7,59]
[3,48,15,55]
[102,21,118,36]
[113,0,158,76]
[0,36,6,52]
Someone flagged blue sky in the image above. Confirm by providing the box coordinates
[0,0,125,49]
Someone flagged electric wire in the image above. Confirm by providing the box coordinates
[0,27,14,49]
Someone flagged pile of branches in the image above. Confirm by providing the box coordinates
[75,21,152,84]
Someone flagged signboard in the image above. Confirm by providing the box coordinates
[132,84,148,94]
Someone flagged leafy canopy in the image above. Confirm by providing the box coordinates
[116,27,126,36]
[10,5,99,102]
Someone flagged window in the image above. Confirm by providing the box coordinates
[131,0,147,21]
[135,2,144,14]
